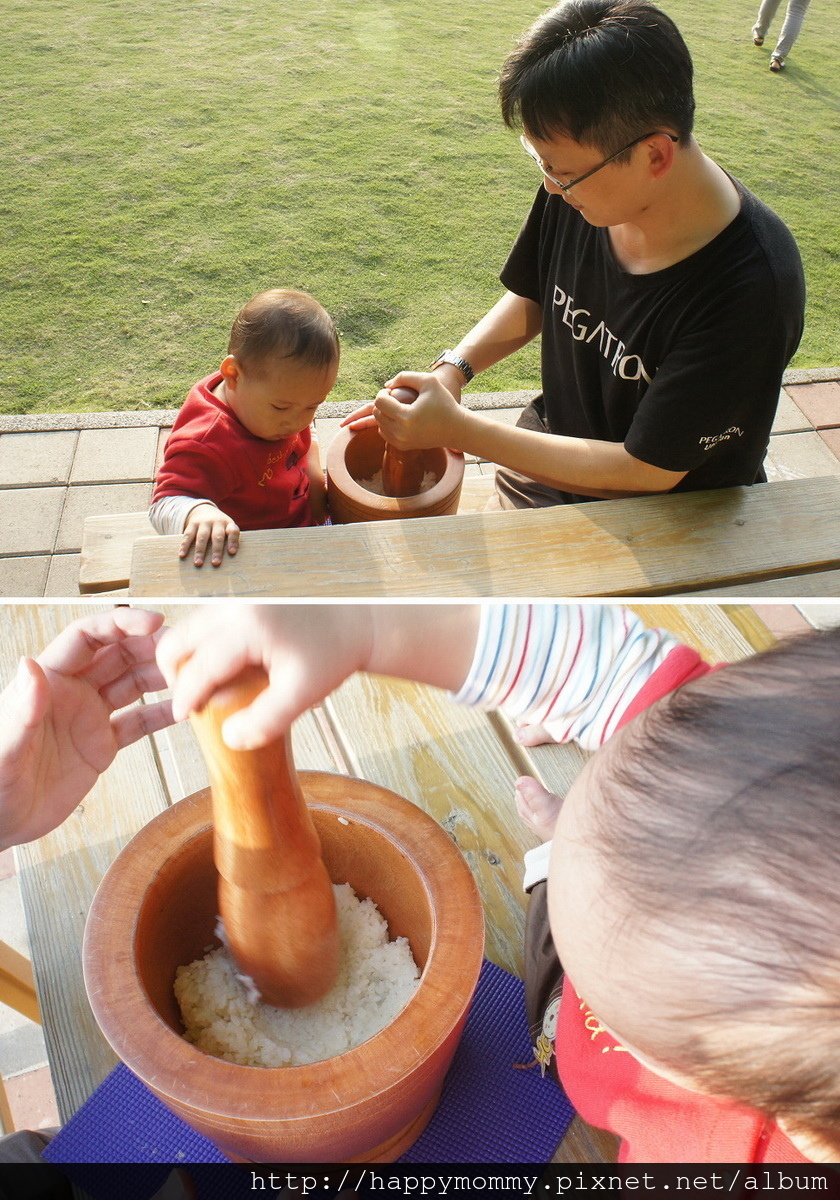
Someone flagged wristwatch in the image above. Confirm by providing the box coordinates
[429,350,475,384]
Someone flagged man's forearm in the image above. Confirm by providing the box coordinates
[449,409,686,498]
[449,291,543,381]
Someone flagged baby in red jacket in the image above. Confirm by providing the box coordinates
[151,288,339,566]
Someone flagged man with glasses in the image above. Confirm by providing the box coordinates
[367,0,805,509]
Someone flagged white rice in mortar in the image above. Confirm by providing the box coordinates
[174,883,420,1067]
[358,468,438,496]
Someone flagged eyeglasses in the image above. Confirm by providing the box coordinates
[520,131,679,193]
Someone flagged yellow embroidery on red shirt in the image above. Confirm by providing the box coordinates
[257,442,300,488]
[579,997,630,1054]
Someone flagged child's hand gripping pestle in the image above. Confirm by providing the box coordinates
[188,665,340,1008]
[381,386,427,498]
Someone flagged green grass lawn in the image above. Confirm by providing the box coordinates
[1,0,837,415]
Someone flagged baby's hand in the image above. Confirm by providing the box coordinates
[180,504,240,567]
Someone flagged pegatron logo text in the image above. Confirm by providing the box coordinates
[699,426,745,451]
[552,285,653,383]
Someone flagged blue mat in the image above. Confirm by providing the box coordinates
[45,960,573,1190]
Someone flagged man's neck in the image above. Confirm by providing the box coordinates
[608,144,741,274]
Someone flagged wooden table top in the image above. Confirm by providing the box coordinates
[1,602,777,1161]
[128,476,840,598]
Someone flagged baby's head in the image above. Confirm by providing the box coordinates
[548,627,840,1162]
[219,289,340,441]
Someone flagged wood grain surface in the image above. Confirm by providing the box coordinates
[128,476,840,598]
[79,511,154,594]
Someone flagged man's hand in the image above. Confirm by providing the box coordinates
[340,362,464,436]
[0,609,173,851]
[180,503,240,567]
[373,372,468,451]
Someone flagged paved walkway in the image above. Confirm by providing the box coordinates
[1,369,839,598]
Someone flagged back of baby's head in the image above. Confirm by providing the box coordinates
[229,289,340,376]
[593,626,840,1154]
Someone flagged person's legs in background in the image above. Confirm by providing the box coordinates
[752,0,782,45]
[770,0,812,67]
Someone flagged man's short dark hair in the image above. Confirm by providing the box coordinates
[228,289,340,376]
[499,0,695,155]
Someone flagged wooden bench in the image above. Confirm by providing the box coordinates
[2,602,778,1161]
[0,940,42,1132]
[79,511,155,595]
[78,474,498,594]
[128,475,840,598]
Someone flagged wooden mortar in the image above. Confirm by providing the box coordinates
[83,774,485,1163]
[326,427,463,524]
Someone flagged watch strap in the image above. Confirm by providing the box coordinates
[430,350,475,384]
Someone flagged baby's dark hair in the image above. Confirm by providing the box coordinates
[594,626,840,1155]
[228,289,340,376]
[499,0,695,155]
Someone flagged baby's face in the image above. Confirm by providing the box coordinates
[223,356,338,442]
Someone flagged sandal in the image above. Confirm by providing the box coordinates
[770,54,785,70]
[753,33,765,45]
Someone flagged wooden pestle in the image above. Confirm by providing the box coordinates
[188,666,340,1008]
[381,386,427,498]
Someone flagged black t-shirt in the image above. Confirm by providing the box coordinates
[500,178,805,499]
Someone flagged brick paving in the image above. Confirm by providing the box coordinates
[1,369,839,599]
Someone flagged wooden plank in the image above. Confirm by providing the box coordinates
[484,706,590,819]
[456,473,495,513]
[711,605,779,654]
[0,1077,15,1134]
[79,511,154,594]
[78,476,495,599]
[77,475,495,600]
[0,604,173,1121]
[691,570,840,597]
[0,940,40,1024]
[128,476,840,598]
[629,603,773,660]
[18,743,170,1121]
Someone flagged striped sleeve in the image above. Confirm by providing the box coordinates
[450,604,680,751]
[149,494,217,534]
